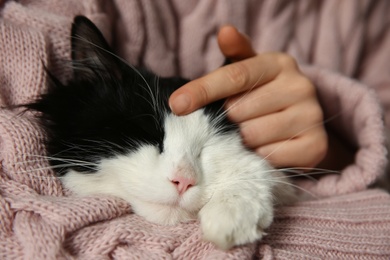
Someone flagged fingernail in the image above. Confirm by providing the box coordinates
[170,94,191,114]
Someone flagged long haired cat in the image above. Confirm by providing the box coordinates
[26,16,295,250]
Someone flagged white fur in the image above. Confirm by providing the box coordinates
[61,109,295,250]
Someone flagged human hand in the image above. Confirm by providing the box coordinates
[169,26,327,168]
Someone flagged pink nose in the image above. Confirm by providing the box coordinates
[171,176,196,195]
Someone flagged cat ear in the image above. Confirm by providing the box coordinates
[71,16,121,80]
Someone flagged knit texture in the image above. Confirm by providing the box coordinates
[1,0,390,259]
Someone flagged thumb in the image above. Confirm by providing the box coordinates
[217,26,256,61]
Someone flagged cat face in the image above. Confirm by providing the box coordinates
[27,16,295,250]
[62,109,240,225]
[28,16,238,224]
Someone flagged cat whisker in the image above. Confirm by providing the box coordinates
[18,154,97,165]
[206,176,319,199]
[279,167,341,175]
[269,179,319,199]
[25,151,143,173]
[266,167,341,181]
[15,158,97,167]
[63,137,158,158]
[208,177,319,199]
[61,139,116,149]
[56,140,125,159]
[244,169,313,182]
[279,166,341,173]
[135,89,158,114]
[17,157,129,179]
[18,163,93,173]
[154,75,163,114]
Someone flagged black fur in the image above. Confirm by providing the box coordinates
[26,16,236,175]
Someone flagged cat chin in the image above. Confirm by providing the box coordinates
[131,199,199,225]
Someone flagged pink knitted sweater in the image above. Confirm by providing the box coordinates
[1,0,389,259]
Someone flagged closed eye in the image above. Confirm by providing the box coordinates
[196,146,206,159]
[158,141,164,153]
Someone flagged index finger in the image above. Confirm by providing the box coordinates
[169,53,281,115]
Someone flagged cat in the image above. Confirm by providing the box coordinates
[25,16,295,250]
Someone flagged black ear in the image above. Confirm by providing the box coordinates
[71,16,121,80]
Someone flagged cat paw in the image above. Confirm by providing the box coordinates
[199,196,274,250]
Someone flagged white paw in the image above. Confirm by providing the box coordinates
[199,194,274,250]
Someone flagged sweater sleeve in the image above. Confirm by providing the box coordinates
[296,1,390,196]
[298,65,387,197]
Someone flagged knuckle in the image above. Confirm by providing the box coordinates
[306,102,324,123]
[225,63,250,91]
[298,77,316,96]
[317,135,328,160]
[196,79,212,106]
[296,75,313,88]
[288,75,315,98]
[307,131,328,167]
[240,124,257,148]
[225,99,244,122]
[289,77,318,105]
[276,53,298,69]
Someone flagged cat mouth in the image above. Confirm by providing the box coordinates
[137,195,191,209]
[162,194,203,213]
[132,187,204,214]
[167,196,190,208]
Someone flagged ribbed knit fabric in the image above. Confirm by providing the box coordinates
[1,0,390,259]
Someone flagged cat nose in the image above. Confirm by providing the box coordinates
[171,176,196,195]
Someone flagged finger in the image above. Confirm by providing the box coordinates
[255,129,328,168]
[225,74,315,123]
[169,54,281,115]
[240,101,323,149]
[217,26,256,61]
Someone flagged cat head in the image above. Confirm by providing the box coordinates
[27,16,239,224]
[28,16,188,173]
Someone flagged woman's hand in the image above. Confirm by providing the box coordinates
[169,26,327,169]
